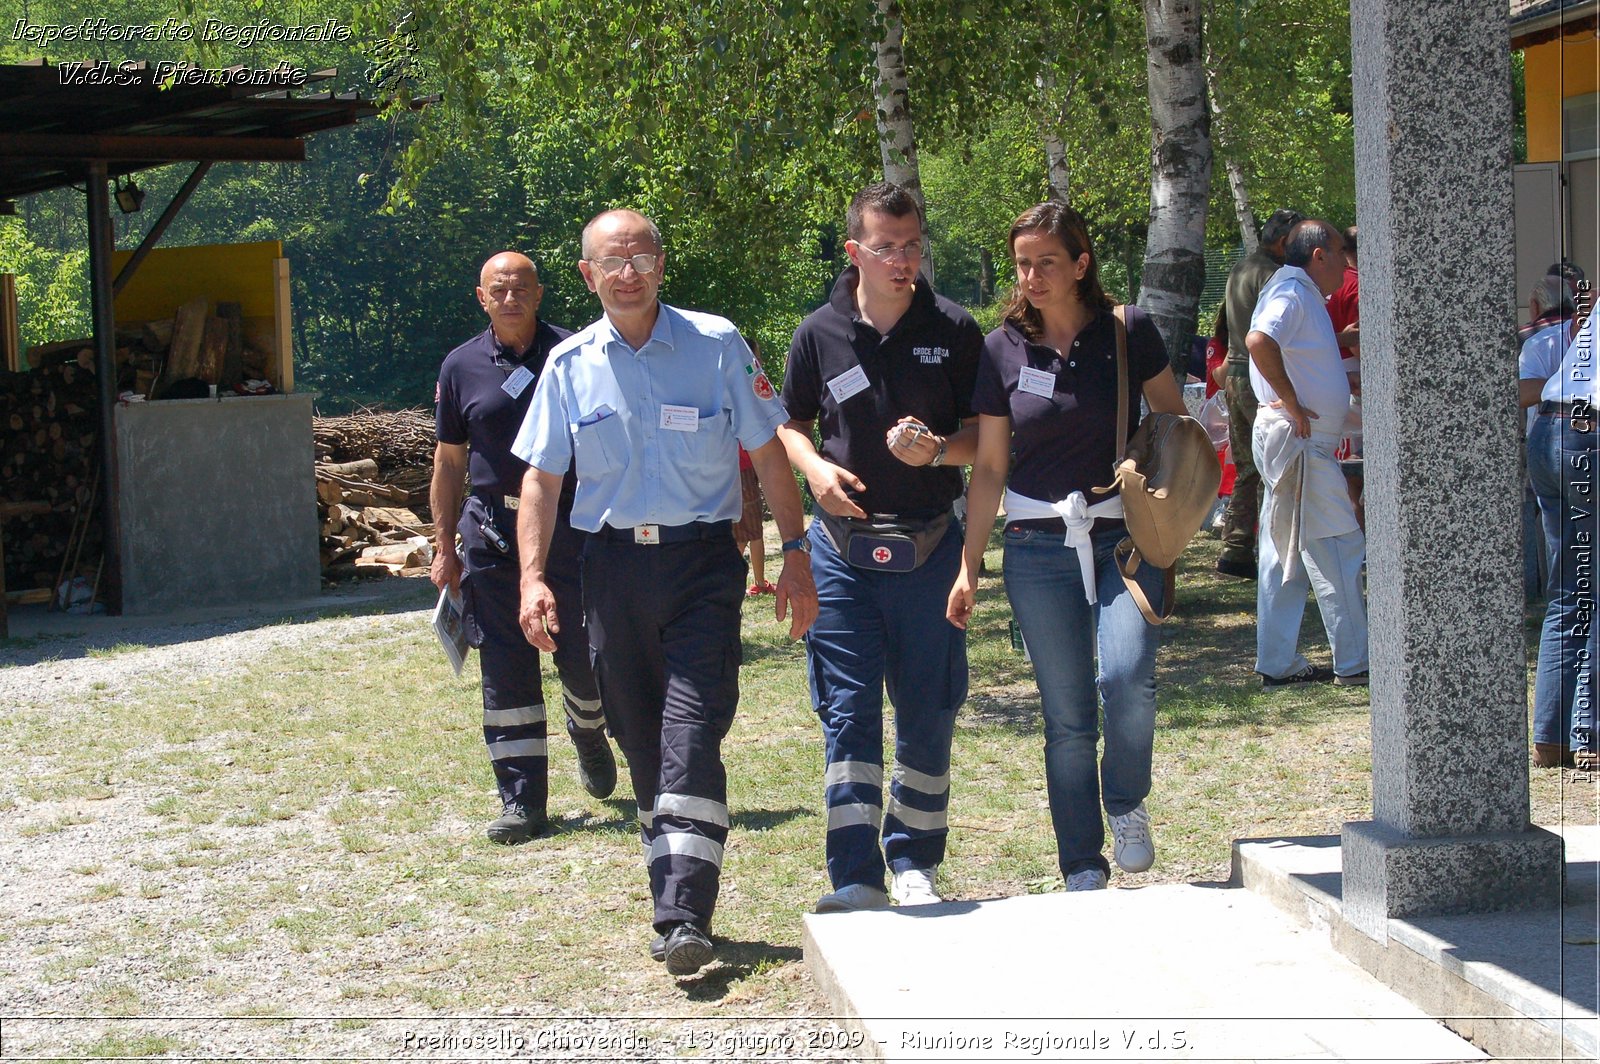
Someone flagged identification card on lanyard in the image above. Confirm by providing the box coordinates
[501,365,535,398]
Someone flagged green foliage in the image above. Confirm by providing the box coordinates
[2,0,1372,405]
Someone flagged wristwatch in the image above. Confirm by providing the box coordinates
[928,437,948,467]
[780,536,809,554]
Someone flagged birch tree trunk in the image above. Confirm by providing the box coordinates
[872,0,934,283]
[1044,127,1071,202]
[1137,0,1212,375]
[1038,70,1071,201]
[1205,55,1258,252]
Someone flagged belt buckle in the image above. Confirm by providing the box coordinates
[503,495,520,511]
[634,524,660,545]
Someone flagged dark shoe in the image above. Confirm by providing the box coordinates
[1534,743,1574,769]
[649,934,666,963]
[1216,555,1258,581]
[485,800,546,845]
[568,720,617,800]
[1333,671,1369,687]
[1261,665,1335,689]
[661,923,714,976]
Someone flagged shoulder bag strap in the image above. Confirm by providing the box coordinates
[1112,304,1129,462]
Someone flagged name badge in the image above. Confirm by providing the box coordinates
[501,365,535,398]
[660,404,700,432]
[827,364,871,404]
[1017,366,1056,399]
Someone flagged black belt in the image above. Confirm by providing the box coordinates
[595,520,733,545]
[1007,516,1125,535]
[1539,401,1595,419]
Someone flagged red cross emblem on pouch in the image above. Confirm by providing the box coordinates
[872,546,892,565]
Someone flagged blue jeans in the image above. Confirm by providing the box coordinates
[1003,525,1164,878]
[1529,414,1599,751]
[805,519,968,889]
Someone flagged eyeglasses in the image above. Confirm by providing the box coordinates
[854,241,923,264]
[589,254,659,277]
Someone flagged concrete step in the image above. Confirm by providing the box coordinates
[804,882,1485,1062]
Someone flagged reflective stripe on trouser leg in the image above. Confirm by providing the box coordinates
[878,523,965,874]
[459,522,549,811]
[582,531,742,933]
[806,521,891,890]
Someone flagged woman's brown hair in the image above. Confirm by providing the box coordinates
[1001,201,1113,341]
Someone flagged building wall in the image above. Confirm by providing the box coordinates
[1524,32,1599,163]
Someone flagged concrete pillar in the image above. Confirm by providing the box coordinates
[1340,0,1564,941]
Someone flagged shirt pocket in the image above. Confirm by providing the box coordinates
[573,412,627,478]
[660,408,733,473]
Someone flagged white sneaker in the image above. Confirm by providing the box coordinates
[1108,802,1155,873]
[890,866,941,906]
[1065,868,1108,891]
[815,883,890,914]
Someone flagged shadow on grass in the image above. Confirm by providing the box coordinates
[0,577,435,669]
[677,940,804,999]
[551,803,811,836]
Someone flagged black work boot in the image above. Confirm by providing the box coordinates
[485,800,546,845]
[568,718,618,799]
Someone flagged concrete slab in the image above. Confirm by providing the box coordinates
[803,884,1484,1062]
[1234,825,1600,1060]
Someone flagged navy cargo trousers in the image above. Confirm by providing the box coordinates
[459,494,605,812]
[581,521,744,935]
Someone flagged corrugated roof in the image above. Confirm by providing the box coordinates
[0,61,400,201]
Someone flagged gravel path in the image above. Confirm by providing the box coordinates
[1,579,857,1060]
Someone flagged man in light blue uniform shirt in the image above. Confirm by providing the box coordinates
[511,209,817,977]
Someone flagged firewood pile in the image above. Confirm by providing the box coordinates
[0,363,100,595]
[312,408,438,582]
[26,297,276,398]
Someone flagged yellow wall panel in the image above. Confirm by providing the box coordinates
[111,240,284,322]
[1524,34,1600,163]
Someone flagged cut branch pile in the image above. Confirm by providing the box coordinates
[311,408,439,583]
[0,363,100,594]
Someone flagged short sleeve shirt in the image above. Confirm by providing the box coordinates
[1541,315,1598,406]
[434,320,572,495]
[781,268,983,517]
[973,305,1168,503]
[1248,266,1351,434]
[1520,321,1574,382]
[511,304,788,532]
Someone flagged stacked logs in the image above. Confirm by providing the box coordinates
[312,408,438,582]
[23,301,275,400]
[0,362,101,594]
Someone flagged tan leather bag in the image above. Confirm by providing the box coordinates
[1093,307,1222,623]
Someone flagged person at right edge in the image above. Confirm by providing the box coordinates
[1527,311,1597,771]
[777,182,983,913]
[1218,208,1304,580]
[947,202,1186,891]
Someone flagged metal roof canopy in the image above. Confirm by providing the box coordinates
[0,60,415,614]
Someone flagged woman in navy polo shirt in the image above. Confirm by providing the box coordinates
[947,202,1187,891]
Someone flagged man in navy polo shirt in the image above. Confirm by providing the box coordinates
[777,182,983,913]
[432,251,619,846]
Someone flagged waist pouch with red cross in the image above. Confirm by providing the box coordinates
[816,509,953,573]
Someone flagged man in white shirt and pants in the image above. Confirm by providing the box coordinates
[1246,219,1370,688]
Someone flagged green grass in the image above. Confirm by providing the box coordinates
[0,525,1587,1053]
